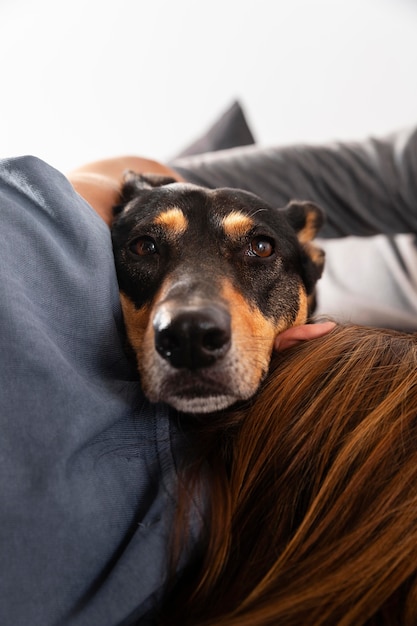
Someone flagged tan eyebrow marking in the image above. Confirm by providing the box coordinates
[153,207,188,236]
[221,211,254,239]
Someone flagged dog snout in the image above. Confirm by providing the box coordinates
[154,305,231,370]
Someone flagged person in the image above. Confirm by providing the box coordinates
[1,118,416,625]
[159,323,417,626]
[0,153,331,626]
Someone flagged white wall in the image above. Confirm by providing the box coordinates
[1,0,417,173]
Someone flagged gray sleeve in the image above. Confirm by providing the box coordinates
[170,126,417,238]
[0,156,192,626]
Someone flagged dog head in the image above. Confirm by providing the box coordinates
[111,172,325,414]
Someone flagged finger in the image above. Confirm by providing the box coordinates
[274,321,336,351]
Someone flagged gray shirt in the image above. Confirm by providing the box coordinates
[0,156,190,626]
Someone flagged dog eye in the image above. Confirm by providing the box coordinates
[130,236,158,256]
[247,236,275,258]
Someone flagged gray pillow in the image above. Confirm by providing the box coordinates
[173,100,256,158]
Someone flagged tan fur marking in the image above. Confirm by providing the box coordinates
[119,292,152,361]
[293,284,309,327]
[304,241,325,267]
[221,211,254,239]
[221,280,276,388]
[297,210,320,244]
[153,207,187,237]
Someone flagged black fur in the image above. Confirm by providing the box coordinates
[110,173,325,414]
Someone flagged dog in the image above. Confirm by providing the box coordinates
[111,172,325,414]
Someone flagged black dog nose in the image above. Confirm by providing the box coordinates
[154,306,231,369]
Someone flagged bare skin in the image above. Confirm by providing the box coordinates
[274,321,335,350]
[67,156,335,349]
[68,156,184,226]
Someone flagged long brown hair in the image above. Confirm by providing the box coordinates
[164,324,417,626]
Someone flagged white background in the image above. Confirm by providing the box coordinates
[1,0,417,173]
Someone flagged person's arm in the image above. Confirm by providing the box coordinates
[68,155,184,226]
[169,126,417,238]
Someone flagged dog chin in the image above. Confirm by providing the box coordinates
[164,392,238,414]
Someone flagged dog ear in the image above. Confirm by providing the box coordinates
[113,171,179,217]
[283,200,324,243]
[283,200,326,307]
[121,171,178,202]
